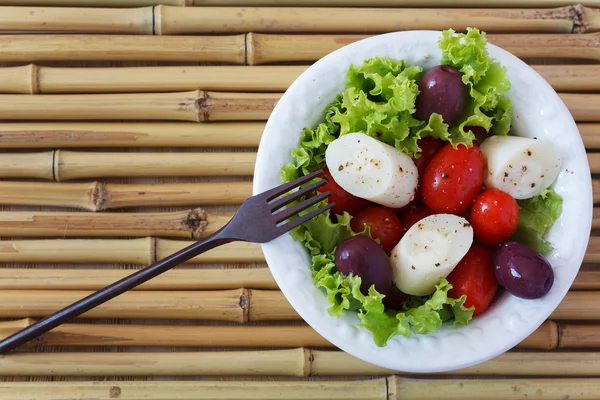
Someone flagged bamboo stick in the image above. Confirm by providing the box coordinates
[0,289,292,321]
[0,180,253,210]
[0,239,264,266]
[5,378,600,400]
[0,122,264,148]
[0,319,330,348]
[0,268,273,291]
[246,33,600,65]
[0,289,251,321]
[0,34,245,63]
[0,91,201,122]
[5,349,600,376]
[586,154,600,174]
[0,91,276,121]
[0,209,233,238]
[551,291,600,320]
[572,270,600,290]
[594,179,600,204]
[31,65,303,94]
[0,379,388,400]
[0,151,256,181]
[560,93,600,122]
[585,236,600,262]
[156,6,577,35]
[0,318,554,349]
[578,123,600,149]
[0,0,187,5]
[0,6,153,35]
[191,0,600,6]
[593,207,600,229]
[389,376,600,399]
[535,66,600,92]
[4,65,600,95]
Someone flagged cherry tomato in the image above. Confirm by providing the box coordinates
[469,189,520,247]
[413,137,444,177]
[350,206,403,253]
[317,167,371,216]
[399,204,435,233]
[447,245,498,316]
[421,143,484,213]
[383,285,408,310]
[465,126,489,147]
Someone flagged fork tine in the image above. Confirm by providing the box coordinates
[262,169,324,202]
[278,202,335,234]
[274,191,331,224]
[269,178,328,211]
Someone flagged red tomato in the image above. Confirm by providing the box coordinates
[383,285,408,310]
[469,189,520,247]
[412,137,444,177]
[399,204,435,233]
[421,143,484,213]
[465,126,489,147]
[317,167,371,216]
[393,138,443,213]
[350,206,403,253]
[447,245,498,316]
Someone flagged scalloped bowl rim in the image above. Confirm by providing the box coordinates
[252,30,593,373]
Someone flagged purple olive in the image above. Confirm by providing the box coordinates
[493,242,554,299]
[335,235,393,295]
[415,65,468,127]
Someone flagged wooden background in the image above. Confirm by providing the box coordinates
[0,1,599,399]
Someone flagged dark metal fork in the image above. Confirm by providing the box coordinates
[0,169,332,353]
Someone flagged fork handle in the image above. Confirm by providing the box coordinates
[0,232,233,354]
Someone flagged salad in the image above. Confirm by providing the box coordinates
[280,28,563,347]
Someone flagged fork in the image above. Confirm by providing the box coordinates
[0,169,332,353]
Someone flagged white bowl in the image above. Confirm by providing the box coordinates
[252,30,593,373]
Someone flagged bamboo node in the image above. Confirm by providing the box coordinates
[241,288,249,323]
[245,33,255,66]
[183,208,209,238]
[574,5,589,33]
[197,90,210,122]
[30,64,40,95]
[89,181,107,212]
[150,237,158,264]
[109,386,121,398]
[386,376,399,400]
[51,149,59,181]
[304,348,313,377]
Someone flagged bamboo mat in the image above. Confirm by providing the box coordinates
[1,2,600,400]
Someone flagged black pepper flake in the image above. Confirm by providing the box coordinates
[399,166,404,173]
[441,172,449,178]
[522,166,527,172]
[411,265,416,270]
[338,165,344,171]
[509,164,513,168]
[463,222,471,228]
[435,263,440,267]
[540,174,545,178]
[504,172,508,178]
[531,183,536,188]
[526,150,532,156]
[417,223,423,229]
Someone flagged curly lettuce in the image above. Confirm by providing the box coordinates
[292,200,474,347]
[439,28,513,138]
[512,189,563,256]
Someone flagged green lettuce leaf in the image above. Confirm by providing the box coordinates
[512,189,563,256]
[357,278,474,347]
[439,28,513,138]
